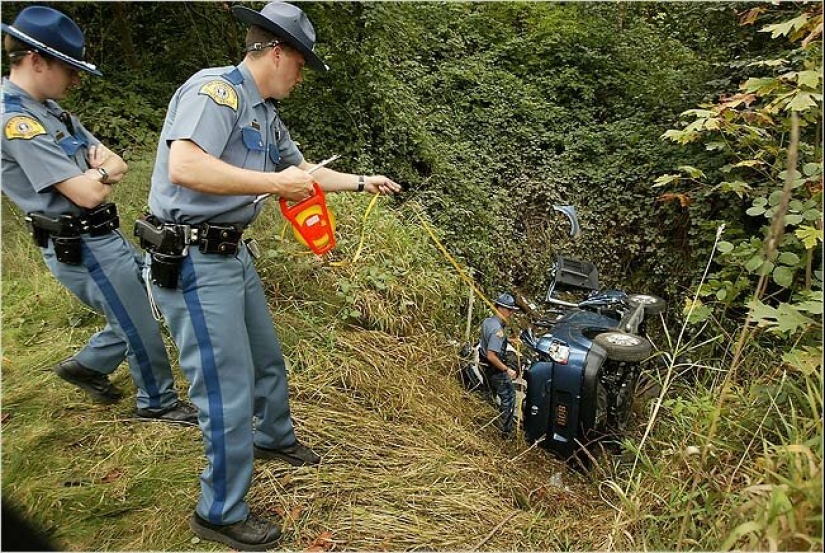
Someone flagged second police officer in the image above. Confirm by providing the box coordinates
[1,6,196,425]
[140,2,401,549]
[479,293,521,436]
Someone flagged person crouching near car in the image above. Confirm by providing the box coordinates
[479,293,520,437]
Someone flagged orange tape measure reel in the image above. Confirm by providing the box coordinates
[279,182,336,255]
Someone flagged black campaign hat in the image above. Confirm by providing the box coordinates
[1,5,101,76]
[231,1,329,72]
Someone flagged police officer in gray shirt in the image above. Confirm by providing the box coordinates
[1,6,196,424]
[142,2,400,549]
[479,293,521,436]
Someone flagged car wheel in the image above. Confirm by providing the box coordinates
[594,332,652,362]
[627,294,667,315]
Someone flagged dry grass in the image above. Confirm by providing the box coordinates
[1,154,614,551]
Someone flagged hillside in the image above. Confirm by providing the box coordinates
[1,152,621,550]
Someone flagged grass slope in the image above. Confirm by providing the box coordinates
[1,152,615,550]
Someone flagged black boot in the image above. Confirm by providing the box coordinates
[135,400,198,426]
[253,440,320,466]
[53,358,123,404]
[189,512,281,551]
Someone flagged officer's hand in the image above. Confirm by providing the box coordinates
[275,166,314,202]
[506,367,517,380]
[86,145,109,169]
[364,175,402,195]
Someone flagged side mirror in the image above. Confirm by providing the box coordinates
[552,205,582,240]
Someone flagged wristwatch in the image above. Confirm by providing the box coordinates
[356,175,365,192]
[97,167,111,185]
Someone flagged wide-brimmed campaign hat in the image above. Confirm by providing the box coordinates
[231,1,328,72]
[1,5,101,76]
[494,293,521,311]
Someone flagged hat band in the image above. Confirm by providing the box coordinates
[8,26,97,72]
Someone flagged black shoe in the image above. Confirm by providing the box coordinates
[254,440,320,466]
[53,358,123,404]
[135,400,198,426]
[189,512,281,552]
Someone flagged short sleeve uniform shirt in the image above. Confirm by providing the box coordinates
[149,62,304,226]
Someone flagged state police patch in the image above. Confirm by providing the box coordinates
[4,116,47,140]
[198,80,239,110]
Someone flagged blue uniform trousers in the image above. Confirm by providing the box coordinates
[150,244,295,525]
[42,231,178,410]
[489,371,516,434]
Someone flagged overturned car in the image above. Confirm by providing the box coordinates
[461,255,666,468]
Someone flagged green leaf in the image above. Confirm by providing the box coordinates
[785,214,804,225]
[722,521,763,551]
[758,260,774,276]
[733,159,763,168]
[681,109,715,118]
[772,265,794,287]
[753,197,768,208]
[661,129,699,144]
[653,174,680,187]
[797,70,822,89]
[782,346,822,376]
[803,209,821,221]
[742,76,778,94]
[717,241,734,254]
[795,226,823,249]
[745,255,763,273]
[678,165,705,179]
[777,252,800,265]
[759,14,809,38]
[786,91,818,112]
[684,298,712,325]
[796,294,824,315]
[746,206,766,216]
[705,141,727,151]
[716,288,727,301]
[802,162,822,177]
[718,181,751,198]
[748,299,818,335]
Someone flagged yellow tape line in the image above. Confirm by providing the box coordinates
[329,192,382,267]
[409,203,501,317]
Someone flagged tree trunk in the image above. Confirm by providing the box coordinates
[112,3,139,70]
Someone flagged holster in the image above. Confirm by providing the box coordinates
[25,212,82,265]
[25,204,120,265]
[133,214,187,290]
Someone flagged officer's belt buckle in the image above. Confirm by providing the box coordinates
[181,224,194,256]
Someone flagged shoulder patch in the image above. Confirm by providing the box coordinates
[495,329,504,338]
[5,116,46,140]
[198,80,238,111]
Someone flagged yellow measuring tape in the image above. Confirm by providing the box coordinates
[408,203,503,318]
[280,191,382,265]
[280,195,514,330]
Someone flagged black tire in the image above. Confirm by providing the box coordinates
[593,332,652,362]
[627,294,667,315]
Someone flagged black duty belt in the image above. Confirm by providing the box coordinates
[24,203,119,265]
[26,203,119,244]
[134,214,244,256]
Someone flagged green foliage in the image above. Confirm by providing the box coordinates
[658,4,823,316]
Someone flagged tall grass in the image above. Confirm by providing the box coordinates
[2,149,820,550]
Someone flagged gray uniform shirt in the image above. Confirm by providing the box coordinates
[480,315,507,358]
[148,62,304,226]
[1,79,100,216]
